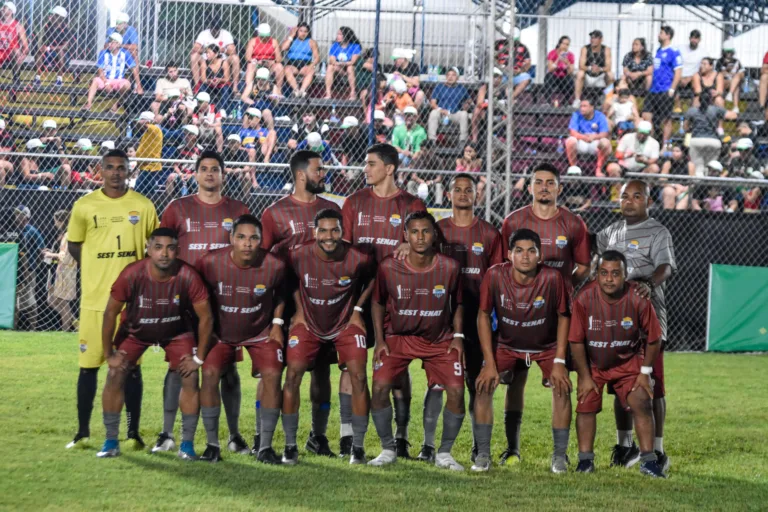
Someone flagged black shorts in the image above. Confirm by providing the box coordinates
[643,92,675,121]
[285,59,312,70]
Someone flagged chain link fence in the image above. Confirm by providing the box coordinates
[1,0,768,351]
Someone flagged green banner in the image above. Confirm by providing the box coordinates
[0,244,19,330]
[707,264,768,352]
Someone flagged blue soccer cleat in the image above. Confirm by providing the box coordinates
[96,439,120,458]
[177,441,197,460]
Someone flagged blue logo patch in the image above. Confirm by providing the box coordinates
[471,242,484,255]
[389,214,402,227]
[433,285,445,298]
[254,284,266,296]
[628,240,640,251]
[621,317,634,330]
[555,236,568,249]
[339,276,351,286]
[533,296,545,309]
[288,336,299,348]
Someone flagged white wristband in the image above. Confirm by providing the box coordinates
[453,333,465,339]
[553,358,567,365]
[354,306,364,313]
[193,355,204,366]
[640,366,653,375]
[272,318,285,326]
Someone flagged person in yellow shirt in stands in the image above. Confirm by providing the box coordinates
[133,111,164,196]
[65,148,159,450]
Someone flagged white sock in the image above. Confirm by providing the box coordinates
[340,423,353,438]
[617,430,633,448]
[654,437,664,453]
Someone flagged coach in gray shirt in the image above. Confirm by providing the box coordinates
[597,179,676,475]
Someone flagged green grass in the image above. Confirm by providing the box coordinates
[0,332,766,511]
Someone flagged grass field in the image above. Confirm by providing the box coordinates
[1,332,766,511]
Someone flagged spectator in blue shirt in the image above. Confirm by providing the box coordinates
[84,32,142,111]
[14,205,44,330]
[427,67,470,141]
[324,26,362,100]
[565,96,611,176]
[105,12,139,62]
[642,26,682,149]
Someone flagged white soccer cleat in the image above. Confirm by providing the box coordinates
[367,449,397,466]
[435,452,464,471]
[152,432,176,453]
[471,453,491,472]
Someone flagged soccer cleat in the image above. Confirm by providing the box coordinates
[551,454,569,474]
[470,444,478,463]
[435,453,464,471]
[199,444,223,463]
[622,442,641,468]
[350,446,367,465]
[471,453,491,472]
[227,434,250,455]
[249,435,262,457]
[656,451,671,474]
[257,447,283,465]
[305,432,336,457]
[367,449,397,466]
[338,435,353,458]
[639,459,667,478]
[498,448,521,466]
[610,444,626,467]
[177,441,197,460]
[65,433,90,449]
[282,445,299,465]
[395,438,412,459]
[125,432,146,451]
[96,440,120,458]
[152,432,176,453]
[576,459,595,473]
[416,444,436,463]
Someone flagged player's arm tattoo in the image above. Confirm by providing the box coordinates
[68,241,82,265]
[192,300,214,360]
[101,297,124,359]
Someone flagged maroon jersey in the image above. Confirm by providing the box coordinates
[111,259,208,343]
[288,241,374,340]
[374,254,462,343]
[196,247,286,343]
[437,216,504,306]
[161,195,249,266]
[342,188,427,262]
[479,263,568,351]
[260,194,341,257]
[569,281,662,370]
[501,205,590,286]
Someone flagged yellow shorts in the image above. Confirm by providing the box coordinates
[77,309,141,368]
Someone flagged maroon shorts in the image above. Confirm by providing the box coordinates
[118,333,195,370]
[496,346,557,385]
[607,346,664,399]
[374,335,464,389]
[287,324,367,369]
[204,338,284,377]
[576,355,643,414]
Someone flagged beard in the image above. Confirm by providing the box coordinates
[306,179,326,194]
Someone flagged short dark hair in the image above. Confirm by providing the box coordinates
[581,96,596,107]
[206,44,221,55]
[166,61,178,70]
[314,208,343,227]
[232,214,263,235]
[150,227,178,241]
[367,143,400,172]
[290,150,321,179]
[450,172,477,188]
[296,22,312,38]
[530,162,560,184]
[102,149,129,164]
[690,29,701,39]
[661,25,674,39]
[196,149,225,173]
[598,250,627,272]
[508,228,541,252]
[404,210,436,230]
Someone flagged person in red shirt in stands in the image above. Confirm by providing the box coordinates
[0,1,29,83]
[244,23,284,98]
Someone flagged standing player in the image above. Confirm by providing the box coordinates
[96,228,213,458]
[260,150,341,457]
[569,251,666,478]
[342,143,426,458]
[369,211,465,470]
[597,180,675,473]
[66,149,158,450]
[157,150,250,455]
[281,209,375,465]
[415,173,502,464]
[196,215,286,463]
[498,162,590,464]
[473,229,571,472]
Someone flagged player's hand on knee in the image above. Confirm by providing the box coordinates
[447,336,463,360]
[476,364,500,395]
[373,340,390,365]
[577,375,599,404]
[268,324,284,346]
[550,364,572,397]
[631,373,653,399]
[178,354,201,378]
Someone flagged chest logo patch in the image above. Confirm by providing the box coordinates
[254,284,266,296]
[533,296,545,309]
[621,317,634,330]
[339,276,351,286]
[128,211,140,225]
[472,242,484,255]
[173,294,180,306]
[627,240,640,251]
[222,218,233,232]
[555,235,568,249]
[433,285,445,298]
[389,214,402,227]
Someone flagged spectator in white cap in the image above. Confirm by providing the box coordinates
[191,91,224,151]
[240,66,278,131]
[472,66,507,142]
[167,125,203,197]
[560,165,593,212]
[155,86,192,129]
[0,1,29,82]
[34,5,69,87]
[324,26,363,100]
[392,105,427,167]
[84,31,142,111]
[20,138,72,188]
[727,137,763,179]
[239,107,276,164]
[391,47,426,108]
[101,140,116,152]
[70,139,103,190]
[297,131,338,167]
[608,120,660,175]
[717,40,744,113]
[220,133,254,195]
[191,15,241,94]
[381,79,414,114]
[105,12,139,61]
[0,117,12,187]
[133,110,165,195]
[428,66,470,141]
[244,23,285,98]
[372,108,392,143]
[152,62,192,117]
[338,115,366,180]
[39,119,64,153]
[288,111,329,149]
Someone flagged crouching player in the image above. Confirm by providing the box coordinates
[97,228,213,459]
[569,250,666,477]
